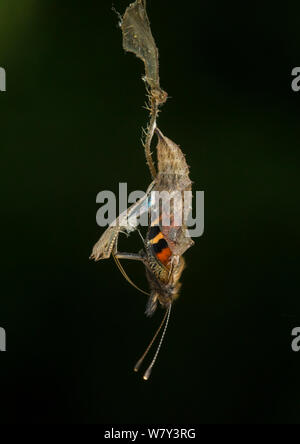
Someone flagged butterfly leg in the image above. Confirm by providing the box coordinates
[111,243,148,295]
[113,241,144,262]
[111,228,145,262]
[114,252,144,261]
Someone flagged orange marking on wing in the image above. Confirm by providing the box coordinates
[156,247,172,266]
[149,232,164,245]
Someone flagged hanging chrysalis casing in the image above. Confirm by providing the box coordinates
[153,128,194,257]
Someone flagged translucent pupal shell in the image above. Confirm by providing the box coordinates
[155,128,191,193]
[152,128,194,257]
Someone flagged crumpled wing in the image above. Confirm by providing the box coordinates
[162,226,194,257]
[153,128,194,256]
[90,181,156,261]
[90,225,120,261]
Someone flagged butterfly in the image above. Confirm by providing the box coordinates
[90,128,194,379]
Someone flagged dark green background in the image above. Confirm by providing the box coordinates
[1,0,300,424]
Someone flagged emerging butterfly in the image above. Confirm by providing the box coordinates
[90,0,194,380]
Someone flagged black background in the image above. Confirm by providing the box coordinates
[1,0,300,424]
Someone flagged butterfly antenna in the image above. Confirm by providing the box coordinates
[143,304,172,380]
[134,307,169,373]
[112,253,150,297]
